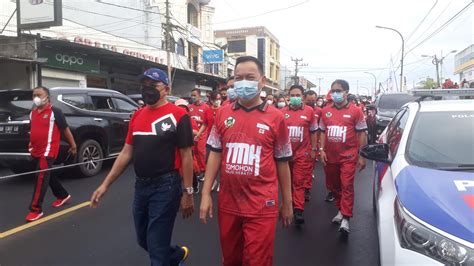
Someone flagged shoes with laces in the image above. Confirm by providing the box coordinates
[325,191,335,202]
[339,218,350,235]
[25,211,43,222]
[332,210,343,224]
[52,194,71,208]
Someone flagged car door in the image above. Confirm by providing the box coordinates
[111,96,138,150]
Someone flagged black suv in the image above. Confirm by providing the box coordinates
[0,87,138,177]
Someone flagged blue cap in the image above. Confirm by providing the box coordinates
[138,68,169,85]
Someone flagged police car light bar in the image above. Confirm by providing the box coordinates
[408,88,474,97]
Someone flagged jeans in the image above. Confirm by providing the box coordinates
[133,171,185,266]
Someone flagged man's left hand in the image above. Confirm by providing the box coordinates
[358,156,366,172]
[279,202,294,228]
[68,145,77,157]
[180,194,194,219]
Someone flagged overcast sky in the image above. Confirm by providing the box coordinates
[210,0,473,94]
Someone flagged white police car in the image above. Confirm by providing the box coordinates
[360,89,474,265]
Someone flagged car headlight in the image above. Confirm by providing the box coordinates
[394,198,474,265]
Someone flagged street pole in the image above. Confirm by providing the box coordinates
[364,72,377,96]
[291,57,307,85]
[434,55,440,87]
[165,0,172,92]
[317,77,323,96]
[376,25,405,92]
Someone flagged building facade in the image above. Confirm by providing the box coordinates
[454,44,474,83]
[215,26,281,90]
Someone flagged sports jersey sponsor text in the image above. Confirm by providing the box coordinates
[225,142,262,176]
[288,126,304,142]
[327,125,347,143]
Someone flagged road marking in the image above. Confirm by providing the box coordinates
[0,201,90,239]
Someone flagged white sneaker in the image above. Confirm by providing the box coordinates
[332,211,343,224]
[339,218,350,234]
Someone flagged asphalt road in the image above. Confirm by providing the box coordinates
[0,161,379,266]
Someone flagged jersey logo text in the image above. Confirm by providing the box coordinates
[327,126,347,143]
[225,142,262,176]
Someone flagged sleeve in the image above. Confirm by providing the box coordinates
[274,114,292,161]
[319,114,326,132]
[203,108,210,126]
[354,107,368,131]
[177,114,194,148]
[125,110,139,145]
[309,109,318,132]
[206,111,222,152]
[52,107,68,130]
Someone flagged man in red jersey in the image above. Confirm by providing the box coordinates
[282,85,318,225]
[189,88,209,181]
[200,56,293,266]
[26,86,77,222]
[221,76,235,107]
[319,79,367,236]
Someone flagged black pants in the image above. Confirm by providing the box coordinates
[29,156,68,213]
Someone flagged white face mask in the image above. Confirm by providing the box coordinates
[214,100,221,107]
[277,102,286,109]
[33,96,46,107]
[267,100,274,105]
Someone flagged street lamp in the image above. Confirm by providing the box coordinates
[376,25,405,92]
[422,50,457,87]
[364,72,377,96]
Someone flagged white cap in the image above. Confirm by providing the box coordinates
[260,91,267,98]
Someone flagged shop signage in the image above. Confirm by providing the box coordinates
[203,50,224,64]
[39,46,100,74]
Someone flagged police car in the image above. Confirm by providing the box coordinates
[359,89,474,265]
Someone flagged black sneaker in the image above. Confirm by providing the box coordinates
[294,209,305,225]
[325,191,335,202]
[193,182,200,194]
[304,189,311,202]
[197,173,205,182]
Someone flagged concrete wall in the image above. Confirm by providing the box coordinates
[0,61,33,89]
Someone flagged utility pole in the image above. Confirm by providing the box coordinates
[376,25,405,92]
[422,50,457,88]
[291,57,307,85]
[165,0,173,92]
[317,77,323,95]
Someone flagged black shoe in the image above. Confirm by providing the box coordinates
[294,209,305,225]
[193,182,200,194]
[325,192,335,202]
[304,189,311,202]
[197,173,205,182]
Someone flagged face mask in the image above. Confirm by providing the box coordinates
[234,80,259,100]
[227,88,237,101]
[267,100,274,105]
[332,92,345,104]
[221,95,227,101]
[290,97,302,106]
[306,102,316,108]
[141,85,161,105]
[277,102,286,109]
[214,100,221,107]
[33,96,46,107]
[189,96,197,104]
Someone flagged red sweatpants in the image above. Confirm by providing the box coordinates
[193,133,208,173]
[218,211,277,266]
[323,161,357,217]
[290,152,314,210]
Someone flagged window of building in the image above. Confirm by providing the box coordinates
[228,40,246,53]
[257,38,266,74]
[270,63,274,80]
[177,39,185,56]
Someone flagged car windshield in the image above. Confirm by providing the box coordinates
[407,111,474,168]
[378,94,418,110]
[0,91,33,119]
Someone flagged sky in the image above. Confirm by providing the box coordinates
[210,0,473,94]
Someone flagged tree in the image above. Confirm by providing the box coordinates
[418,77,438,89]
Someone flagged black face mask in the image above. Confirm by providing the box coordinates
[306,102,316,108]
[221,95,227,101]
[141,85,160,105]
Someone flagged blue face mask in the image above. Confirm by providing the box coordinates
[234,80,259,100]
[332,92,345,103]
[227,88,237,101]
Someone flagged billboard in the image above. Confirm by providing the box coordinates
[17,0,62,30]
[203,50,224,64]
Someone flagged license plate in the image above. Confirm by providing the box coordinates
[0,125,19,134]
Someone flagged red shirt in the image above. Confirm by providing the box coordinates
[189,102,209,128]
[281,105,318,156]
[29,104,68,159]
[319,103,367,163]
[207,101,292,217]
[126,103,193,178]
[314,106,323,124]
[203,106,220,136]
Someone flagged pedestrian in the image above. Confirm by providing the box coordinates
[260,90,267,102]
[196,91,221,161]
[189,88,209,181]
[316,96,325,108]
[461,78,468,88]
[200,56,294,266]
[90,68,194,266]
[26,86,77,222]
[319,79,367,235]
[266,93,275,105]
[222,76,235,106]
[276,95,287,109]
[138,99,145,108]
[282,85,319,225]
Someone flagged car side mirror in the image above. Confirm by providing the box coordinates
[365,104,376,111]
[359,144,391,164]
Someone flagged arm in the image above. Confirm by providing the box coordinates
[195,124,207,140]
[180,147,194,219]
[62,127,77,156]
[357,131,367,172]
[310,132,317,159]
[90,144,133,207]
[319,132,327,165]
[277,161,293,228]
[199,150,221,224]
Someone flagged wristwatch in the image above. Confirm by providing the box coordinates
[311,147,317,151]
[319,148,324,152]
[184,187,194,195]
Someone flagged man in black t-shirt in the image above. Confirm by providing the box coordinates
[90,68,194,266]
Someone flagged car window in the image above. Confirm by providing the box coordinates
[407,111,474,168]
[0,92,32,118]
[62,94,93,110]
[378,94,418,110]
[91,96,114,112]
[386,108,409,156]
[113,98,137,113]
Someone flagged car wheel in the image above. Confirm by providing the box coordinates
[77,139,104,177]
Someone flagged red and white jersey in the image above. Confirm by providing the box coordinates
[319,103,367,163]
[313,106,323,123]
[189,102,209,128]
[281,105,318,156]
[203,106,220,136]
[207,101,292,218]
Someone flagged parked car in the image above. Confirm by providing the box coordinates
[0,87,138,177]
[360,89,474,265]
[366,92,419,144]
